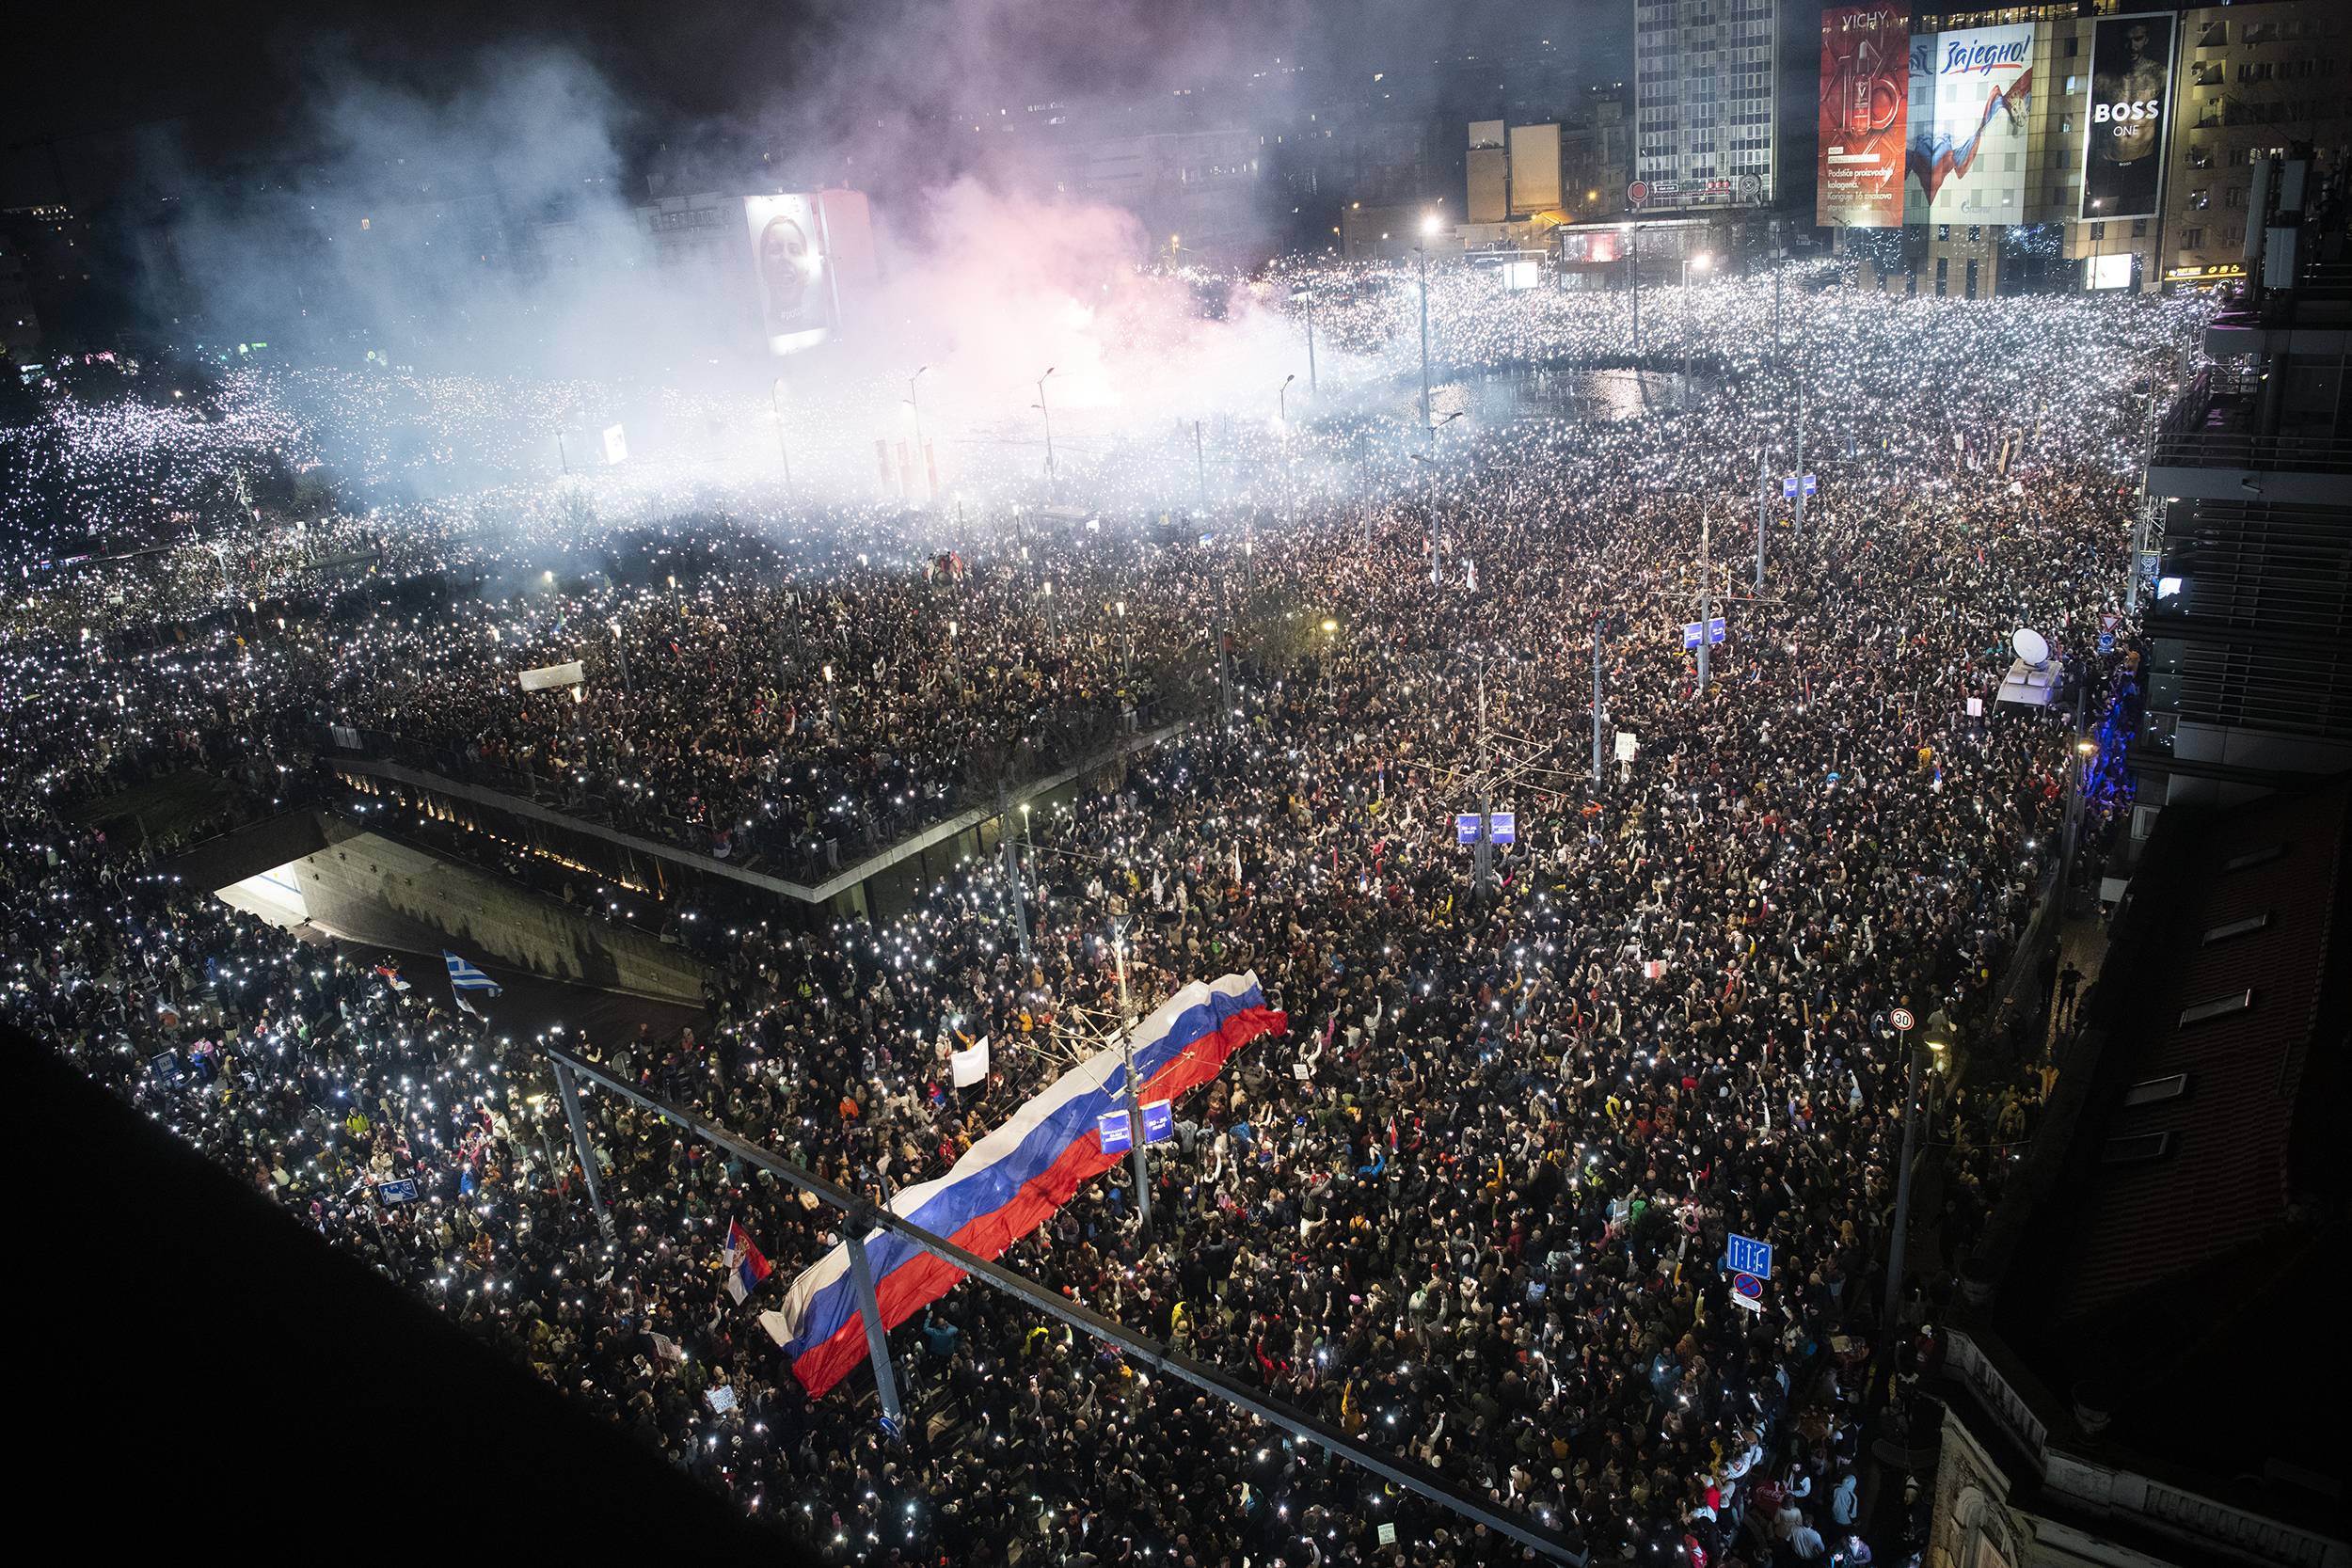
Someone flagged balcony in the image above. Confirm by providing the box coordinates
[2147,366,2352,503]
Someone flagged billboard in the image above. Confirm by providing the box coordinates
[1819,5,1913,228]
[744,194,833,355]
[1509,124,1563,214]
[1905,23,2034,219]
[2081,13,2172,221]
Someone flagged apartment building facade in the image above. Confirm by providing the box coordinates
[2161,1,2348,293]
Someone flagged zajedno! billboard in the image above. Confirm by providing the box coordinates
[1905,23,2034,220]
[1819,4,1912,229]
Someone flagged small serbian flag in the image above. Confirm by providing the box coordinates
[373,964,411,992]
[722,1219,771,1305]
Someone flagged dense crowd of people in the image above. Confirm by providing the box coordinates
[5,258,2182,1568]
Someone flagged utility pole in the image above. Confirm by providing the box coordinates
[1473,652,1493,897]
[1418,240,1435,430]
[1756,449,1770,591]
[907,365,930,505]
[1303,285,1318,396]
[1630,248,1641,355]
[1195,420,1209,511]
[1223,610,1242,728]
[1037,367,1058,505]
[1000,782,1032,964]
[1882,1021,1924,1367]
[771,379,796,505]
[1697,514,1712,694]
[1109,921,1155,1236]
[1592,615,1604,788]
[1794,384,1807,539]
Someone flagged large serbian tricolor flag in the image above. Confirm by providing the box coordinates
[776,971,1283,1396]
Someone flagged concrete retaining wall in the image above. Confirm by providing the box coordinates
[289,818,708,1006]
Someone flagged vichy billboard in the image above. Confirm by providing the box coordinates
[1819,4,1913,229]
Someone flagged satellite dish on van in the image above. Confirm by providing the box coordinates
[2011,628,2050,666]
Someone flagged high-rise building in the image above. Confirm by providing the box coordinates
[1632,0,1818,222]
[2159,1,2351,295]
[2137,160,2352,807]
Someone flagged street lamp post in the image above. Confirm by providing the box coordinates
[771,379,796,505]
[1036,367,1058,505]
[1108,921,1154,1237]
[1680,254,1711,403]
[907,365,930,503]
[1302,283,1317,396]
[1883,1016,1925,1365]
[1416,212,1441,430]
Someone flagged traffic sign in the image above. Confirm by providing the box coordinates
[377,1178,420,1205]
[2100,613,2122,633]
[1141,1100,1173,1145]
[1683,617,1726,649]
[1891,1006,1915,1032]
[1628,181,1649,208]
[1730,1273,1764,1311]
[1725,1233,1772,1277]
[1454,812,1517,845]
[1097,1109,1132,1154]
[1784,477,1799,499]
[2098,633,2114,654]
[1804,474,1817,497]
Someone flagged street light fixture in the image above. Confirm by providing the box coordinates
[1035,367,1057,505]
[907,365,930,503]
[1414,210,1444,429]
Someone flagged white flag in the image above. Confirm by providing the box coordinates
[950,1036,991,1087]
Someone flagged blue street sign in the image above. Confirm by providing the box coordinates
[150,1051,183,1085]
[1097,1110,1132,1154]
[1682,618,1726,649]
[1455,813,1516,844]
[377,1178,420,1205]
[1141,1100,1174,1144]
[2097,632,2114,654]
[1725,1232,1772,1277]
[1803,474,1817,497]
[1783,478,1799,499]
[1455,815,1478,843]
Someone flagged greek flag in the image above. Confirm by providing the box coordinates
[443,951,503,999]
